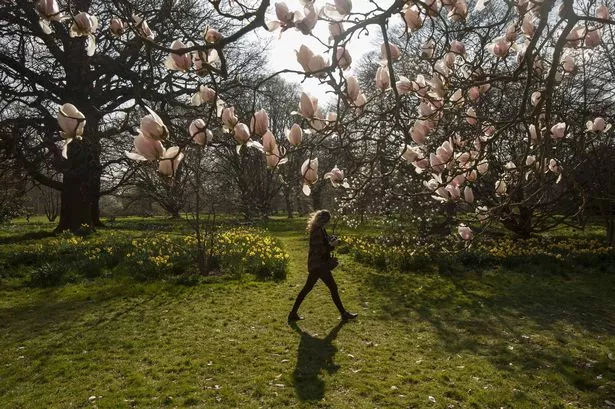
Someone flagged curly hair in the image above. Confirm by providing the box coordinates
[306,209,331,233]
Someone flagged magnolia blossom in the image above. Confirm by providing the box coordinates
[266,145,288,168]
[266,2,294,34]
[324,166,350,188]
[335,47,352,70]
[585,27,601,48]
[233,123,251,145]
[165,40,192,71]
[421,40,435,59]
[204,28,223,43]
[190,119,213,146]
[221,107,238,131]
[468,87,480,102]
[530,91,541,106]
[586,117,611,133]
[251,109,269,136]
[597,4,609,20]
[262,130,276,153]
[403,6,423,32]
[328,22,344,42]
[193,49,220,76]
[450,40,466,55]
[294,3,318,35]
[495,179,507,196]
[550,122,567,140]
[561,55,575,73]
[36,0,63,23]
[466,107,477,125]
[126,132,164,161]
[526,155,536,166]
[448,0,468,21]
[381,43,401,62]
[191,85,216,106]
[396,76,412,94]
[463,186,474,203]
[297,92,318,118]
[400,145,423,162]
[477,161,489,174]
[566,26,585,48]
[375,65,390,90]
[159,146,184,177]
[521,14,536,38]
[132,14,155,40]
[301,158,319,196]
[286,124,303,146]
[140,107,168,140]
[296,44,328,76]
[69,12,98,56]
[354,93,367,109]
[488,37,511,58]
[529,124,538,145]
[57,103,85,140]
[410,121,430,145]
[458,224,474,241]
[548,158,562,174]
[109,18,126,36]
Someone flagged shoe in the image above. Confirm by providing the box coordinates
[288,312,304,321]
[341,311,358,320]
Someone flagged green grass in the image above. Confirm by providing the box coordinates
[0,218,614,407]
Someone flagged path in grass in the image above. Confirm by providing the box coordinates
[1,219,614,408]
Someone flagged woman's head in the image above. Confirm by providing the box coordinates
[306,209,331,232]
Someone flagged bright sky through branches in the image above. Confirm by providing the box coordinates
[261,0,395,103]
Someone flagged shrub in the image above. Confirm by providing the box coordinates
[29,263,65,287]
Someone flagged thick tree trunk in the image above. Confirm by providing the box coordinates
[55,139,97,233]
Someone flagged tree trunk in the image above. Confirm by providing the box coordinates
[55,139,97,233]
[283,185,294,218]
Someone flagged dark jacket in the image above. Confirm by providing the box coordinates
[307,228,333,273]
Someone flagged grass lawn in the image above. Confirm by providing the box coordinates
[0,217,614,408]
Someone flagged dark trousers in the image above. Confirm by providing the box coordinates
[291,268,346,314]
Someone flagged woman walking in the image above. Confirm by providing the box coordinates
[288,210,358,322]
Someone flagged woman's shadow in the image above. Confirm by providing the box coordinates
[289,320,348,401]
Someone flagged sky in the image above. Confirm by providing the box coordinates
[254,0,396,103]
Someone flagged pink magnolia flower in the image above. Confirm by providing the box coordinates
[487,37,511,58]
[109,18,126,36]
[566,26,584,48]
[57,103,85,140]
[132,14,155,40]
[561,55,575,73]
[126,132,164,161]
[376,65,390,90]
[233,123,251,145]
[597,4,609,20]
[286,124,303,146]
[381,43,401,61]
[586,117,611,133]
[158,146,184,177]
[548,158,562,174]
[531,91,541,106]
[526,155,537,166]
[354,93,367,109]
[411,121,430,145]
[521,14,535,38]
[329,22,344,42]
[550,122,567,140]
[301,158,319,196]
[296,44,314,72]
[262,130,276,153]
[192,49,219,76]
[448,0,468,21]
[468,86,481,102]
[294,3,318,35]
[298,92,318,118]
[266,145,288,168]
[251,109,270,136]
[221,107,238,132]
[335,47,352,70]
[404,6,423,32]
[267,1,294,33]
[466,107,478,125]
[505,24,517,42]
[333,0,352,15]
[191,85,216,106]
[458,224,474,240]
[421,39,435,59]
[70,11,98,37]
[36,0,62,20]
[464,186,474,203]
[396,76,412,94]
[165,40,192,72]
[324,166,350,188]
[584,27,601,48]
[400,145,423,162]
[495,179,507,196]
[140,107,168,141]
[529,124,538,145]
[190,119,213,146]
[450,40,466,55]
[204,28,223,43]
[477,161,489,174]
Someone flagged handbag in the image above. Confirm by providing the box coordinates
[326,256,339,270]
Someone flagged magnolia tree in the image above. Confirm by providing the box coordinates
[2,0,614,245]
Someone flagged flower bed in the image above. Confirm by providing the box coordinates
[1,227,289,286]
[341,234,615,273]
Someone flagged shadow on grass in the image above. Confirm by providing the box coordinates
[0,230,55,245]
[289,320,348,401]
[363,265,615,401]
